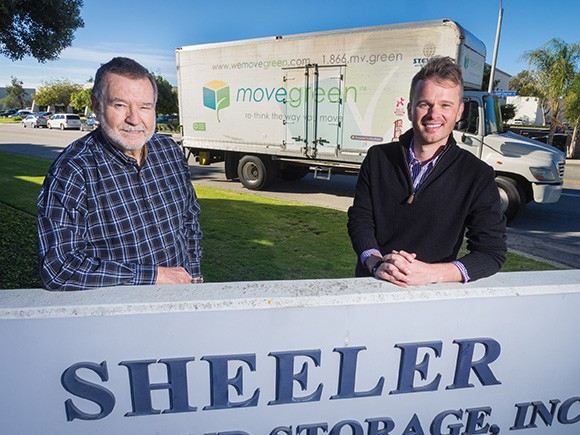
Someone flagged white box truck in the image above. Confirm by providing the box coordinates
[176,19,565,221]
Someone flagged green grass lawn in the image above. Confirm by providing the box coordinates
[0,151,558,289]
[0,117,23,125]
[0,152,50,214]
[197,186,354,282]
[0,205,43,289]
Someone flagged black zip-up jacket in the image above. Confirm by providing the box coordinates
[347,129,507,281]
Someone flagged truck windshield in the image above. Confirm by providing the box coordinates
[483,95,505,135]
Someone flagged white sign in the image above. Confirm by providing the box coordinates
[1,270,579,434]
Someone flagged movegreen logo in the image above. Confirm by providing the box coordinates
[203,80,230,122]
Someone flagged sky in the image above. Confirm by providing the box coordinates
[1,0,579,90]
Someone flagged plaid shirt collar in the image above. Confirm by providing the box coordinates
[407,139,448,192]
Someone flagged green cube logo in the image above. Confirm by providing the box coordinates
[203,80,230,122]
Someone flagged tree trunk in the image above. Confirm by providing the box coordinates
[547,115,556,145]
[570,119,579,158]
[547,100,564,146]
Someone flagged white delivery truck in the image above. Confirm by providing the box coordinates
[176,19,565,221]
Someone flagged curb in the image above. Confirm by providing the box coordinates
[508,248,572,270]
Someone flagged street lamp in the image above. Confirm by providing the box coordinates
[488,0,504,93]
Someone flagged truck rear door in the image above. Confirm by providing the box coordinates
[283,64,345,159]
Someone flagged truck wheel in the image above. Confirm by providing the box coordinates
[237,155,276,190]
[281,165,310,181]
[495,176,524,223]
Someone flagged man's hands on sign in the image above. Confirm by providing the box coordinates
[156,266,193,285]
[366,250,462,287]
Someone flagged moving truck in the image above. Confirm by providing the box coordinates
[176,19,565,221]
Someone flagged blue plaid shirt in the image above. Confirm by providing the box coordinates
[38,129,202,291]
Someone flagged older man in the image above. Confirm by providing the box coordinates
[347,56,506,287]
[38,57,202,290]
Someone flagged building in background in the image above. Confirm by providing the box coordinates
[493,68,512,92]
[506,96,545,126]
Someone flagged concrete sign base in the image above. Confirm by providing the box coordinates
[1,270,579,434]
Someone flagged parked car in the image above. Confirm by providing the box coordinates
[534,133,569,153]
[37,111,53,119]
[156,114,179,124]
[81,115,99,131]
[0,109,18,117]
[8,110,33,119]
[22,114,48,128]
[47,113,82,130]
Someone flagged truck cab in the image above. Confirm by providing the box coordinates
[454,91,565,221]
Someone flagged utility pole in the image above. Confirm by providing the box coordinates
[488,0,504,93]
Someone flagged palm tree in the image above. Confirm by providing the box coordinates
[564,74,580,157]
[523,38,580,144]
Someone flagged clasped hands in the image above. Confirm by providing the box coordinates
[368,250,460,287]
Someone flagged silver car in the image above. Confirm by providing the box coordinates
[22,114,48,128]
[80,115,99,131]
[48,113,82,130]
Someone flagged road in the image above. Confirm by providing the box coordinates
[1,123,579,268]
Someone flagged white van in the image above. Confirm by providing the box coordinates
[48,114,82,130]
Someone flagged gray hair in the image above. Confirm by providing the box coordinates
[91,57,158,105]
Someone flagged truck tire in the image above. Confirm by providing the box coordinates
[237,155,276,190]
[495,176,524,223]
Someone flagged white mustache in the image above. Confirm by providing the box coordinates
[120,126,146,132]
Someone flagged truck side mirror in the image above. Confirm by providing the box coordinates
[456,120,468,132]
